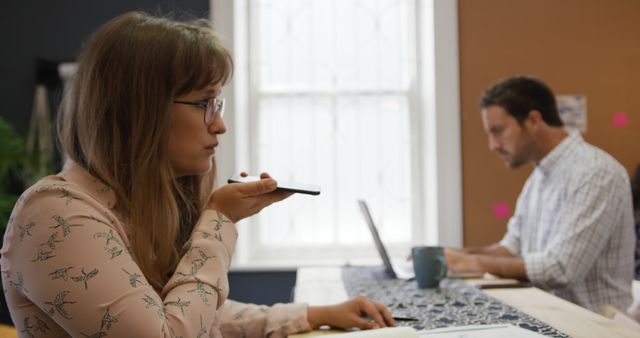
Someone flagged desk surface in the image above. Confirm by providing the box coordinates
[0,324,16,338]
[291,267,640,338]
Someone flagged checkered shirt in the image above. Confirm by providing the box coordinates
[500,132,635,313]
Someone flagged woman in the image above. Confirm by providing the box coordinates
[0,12,395,337]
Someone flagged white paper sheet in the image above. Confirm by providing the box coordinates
[419,324,546,338]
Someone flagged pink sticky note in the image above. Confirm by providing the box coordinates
[612,112,628,128]
[493,203,510,219]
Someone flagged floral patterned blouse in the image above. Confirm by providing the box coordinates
[1,163,311,337]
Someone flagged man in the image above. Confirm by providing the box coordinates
[446,76,635,313]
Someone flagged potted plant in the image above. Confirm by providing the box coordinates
[0,117,24,326]
[1,115,56,222]
[0,117,28,229]
[1,115,54,326]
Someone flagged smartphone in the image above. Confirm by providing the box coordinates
[476,282,532,289]
[227,174,321,195]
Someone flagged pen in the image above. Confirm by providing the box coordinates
[392,316,419,321]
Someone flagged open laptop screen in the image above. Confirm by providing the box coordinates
[358,200,398,278]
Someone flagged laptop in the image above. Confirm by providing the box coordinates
[358,200,485,281]
[358,200,416,280]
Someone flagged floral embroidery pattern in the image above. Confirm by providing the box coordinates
[211,212,231,242]
[49,267,74,282]
[196,316,207,338]
[166,297,191,316]
[142,294,166,320]
[44,291,76,320]
[211,278,223,294]
[176,249,215,283]
[122,268,144,288]
[80,307,118,338]
[40,232,63,250]
[31,248,56,262]
[187,281,214,305]
[35,183,78,205]
[20,315,51,337]
[18,222,35,242]
[93,229,125,259]
[93,229,123,247]
[8,272,28,294]
[71,268,99,290]
[51,215,83,237]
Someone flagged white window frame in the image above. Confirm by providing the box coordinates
[211,0,461,268]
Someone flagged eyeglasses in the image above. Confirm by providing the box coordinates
[173,97,225,125]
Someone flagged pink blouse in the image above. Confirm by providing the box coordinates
[1,163,311,337]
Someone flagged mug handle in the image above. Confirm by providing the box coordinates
[436,256,447,279]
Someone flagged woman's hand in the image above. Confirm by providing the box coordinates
[307,296,396,330]
[207,172,292,222]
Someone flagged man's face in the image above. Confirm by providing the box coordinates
[481,105,536,168]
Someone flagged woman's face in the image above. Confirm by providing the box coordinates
[168,83,226,176]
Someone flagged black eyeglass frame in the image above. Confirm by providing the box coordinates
[173,97,225,125]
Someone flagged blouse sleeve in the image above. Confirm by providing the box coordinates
[1,179,237,338]
[216,299,311,337]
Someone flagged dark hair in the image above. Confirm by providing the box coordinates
[480,76,564,127]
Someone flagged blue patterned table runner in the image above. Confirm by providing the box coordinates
[341,266,569,338]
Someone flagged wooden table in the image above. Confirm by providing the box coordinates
[291,267,640,338]
[0,324,16,338]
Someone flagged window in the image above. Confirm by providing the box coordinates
[212,0,462,266]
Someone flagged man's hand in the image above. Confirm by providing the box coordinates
[444,247,527,279]
[307,296,396,330]
[444,248,482,273]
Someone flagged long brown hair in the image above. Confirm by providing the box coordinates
[58,12,233,291]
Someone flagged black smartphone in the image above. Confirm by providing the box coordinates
[227,174,321,195]
[476,282,532,289]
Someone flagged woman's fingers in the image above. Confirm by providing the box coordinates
[235,179,277,197]
[208,175,292,222]
[241,191,293,217]
[349,316,379,330]
[259,172,272,179]
[307,297,395,331]
[358,297,386,328]
[262,190,293,203]
[238,171,271,179]
[373,300,396,327]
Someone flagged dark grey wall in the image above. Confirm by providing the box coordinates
[0,0,209,134]
[228,270,298,306]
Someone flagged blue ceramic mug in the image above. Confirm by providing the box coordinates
[412,246,447,288]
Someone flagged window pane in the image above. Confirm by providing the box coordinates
[250,0,417,258]
[255,95,412,247]
[334,0,411,90]
[257,0,412,91]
